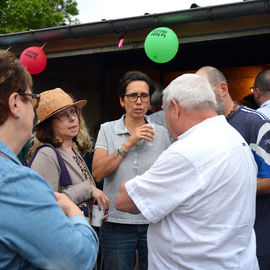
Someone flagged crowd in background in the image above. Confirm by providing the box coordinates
[1,49,270,270]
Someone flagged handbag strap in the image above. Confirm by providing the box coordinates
[28,144,72,188]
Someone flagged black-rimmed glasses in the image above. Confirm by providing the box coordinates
[125,93,150,102]
[17,92,40,109]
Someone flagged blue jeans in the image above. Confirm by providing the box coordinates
[100,222,148,270]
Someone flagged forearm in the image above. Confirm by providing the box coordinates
[115,182,140,214]
[257,177,270,195]
[63,181,93,205]
[93,141,134,181]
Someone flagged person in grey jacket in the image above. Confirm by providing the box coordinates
[29,88,109,218]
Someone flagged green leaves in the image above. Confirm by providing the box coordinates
[0,0,79,33]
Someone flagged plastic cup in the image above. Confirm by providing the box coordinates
[147,124,155,147]
[91,205,104,227]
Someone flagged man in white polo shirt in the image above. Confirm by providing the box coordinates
[115,73,259,270]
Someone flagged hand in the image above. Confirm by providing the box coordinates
[55,192,84,218]
[128,124,155,146]
[91,186,109,213]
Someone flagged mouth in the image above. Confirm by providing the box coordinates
[69,126,78,130]
[134,108,144,112]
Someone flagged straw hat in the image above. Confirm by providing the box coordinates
[35,88,87,126]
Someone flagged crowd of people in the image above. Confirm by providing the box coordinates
[1,49,270,270]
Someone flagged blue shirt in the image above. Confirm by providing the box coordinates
[227,106,270,255]
[0,140,98,269]
[257,100,270,119]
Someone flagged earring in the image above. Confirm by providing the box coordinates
[16,115,20,119]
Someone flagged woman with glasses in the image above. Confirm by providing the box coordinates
[0,51,99,269]
[28,88,109,222]
[92,71,171,270]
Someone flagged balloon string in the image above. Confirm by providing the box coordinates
[41,42,47,49]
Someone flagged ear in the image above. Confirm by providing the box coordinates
[219,82,228,98]
[8,92,20,118]
[119,96,125,109]
[254,88,261,99]
[170,99,181,119]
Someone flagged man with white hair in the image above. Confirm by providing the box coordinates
[196,66,270,270]
[115,74,259,269]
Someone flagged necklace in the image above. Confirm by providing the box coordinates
[226,102,240,119]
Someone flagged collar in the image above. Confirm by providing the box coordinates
[115,114,152,135]
[260,99,270,108]
[226,102,241,120]
[0,140,21,164]
[178,115,226,140]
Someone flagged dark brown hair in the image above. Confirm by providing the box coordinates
[117,70,155,100]
[0,50,33,125]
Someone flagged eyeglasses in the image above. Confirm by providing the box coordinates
[17,91,40,109]
[250,86,257,93]
[53,108,80,121]
[125,93,150,102]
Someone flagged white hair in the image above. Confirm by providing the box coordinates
[163,74,217,112]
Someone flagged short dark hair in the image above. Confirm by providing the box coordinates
[0,50,32,125]
[254,69,270,93]
[116,71,155,99]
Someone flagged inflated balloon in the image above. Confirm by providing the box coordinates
[20,46,47,74]
[144,27,179,63]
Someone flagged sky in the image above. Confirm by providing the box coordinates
[75,0,243,24]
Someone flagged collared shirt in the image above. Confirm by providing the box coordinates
[126,116,259,269]
[257,100,270,119]
[0,140,98,270]
[95,114,171,224]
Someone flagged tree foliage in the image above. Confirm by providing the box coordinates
[0,0,80,34]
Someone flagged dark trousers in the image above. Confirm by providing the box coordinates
[258,255,270,270]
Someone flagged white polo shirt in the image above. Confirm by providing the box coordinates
[126,115,259,270]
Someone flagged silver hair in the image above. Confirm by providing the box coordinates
[163,74,217,112]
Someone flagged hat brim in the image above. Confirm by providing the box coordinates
[34,100,87,128]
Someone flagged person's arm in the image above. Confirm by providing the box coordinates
[55,192,85,218]
[30,147,60,191]
[115,181,140,214]
[3,168,98,270]
[250,122,270,196]
[92,123,154,181]
[257,177,270,195]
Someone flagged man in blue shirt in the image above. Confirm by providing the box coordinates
[197,66,270,270]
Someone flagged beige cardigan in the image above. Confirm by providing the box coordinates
[30,145,94,205]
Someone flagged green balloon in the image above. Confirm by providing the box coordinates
[144,27,179,64]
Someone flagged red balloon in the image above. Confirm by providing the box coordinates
[20,46,47,74]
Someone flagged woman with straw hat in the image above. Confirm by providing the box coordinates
[0,51,99,269]
[28,88,109,219]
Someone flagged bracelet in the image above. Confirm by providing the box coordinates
[114,146,127,159]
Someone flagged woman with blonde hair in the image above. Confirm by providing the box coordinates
[28,88,109,218]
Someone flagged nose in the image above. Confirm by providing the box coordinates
[136,96,143,104]
[68,113,76,121]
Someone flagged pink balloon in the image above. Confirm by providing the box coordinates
[20,46,47,74]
